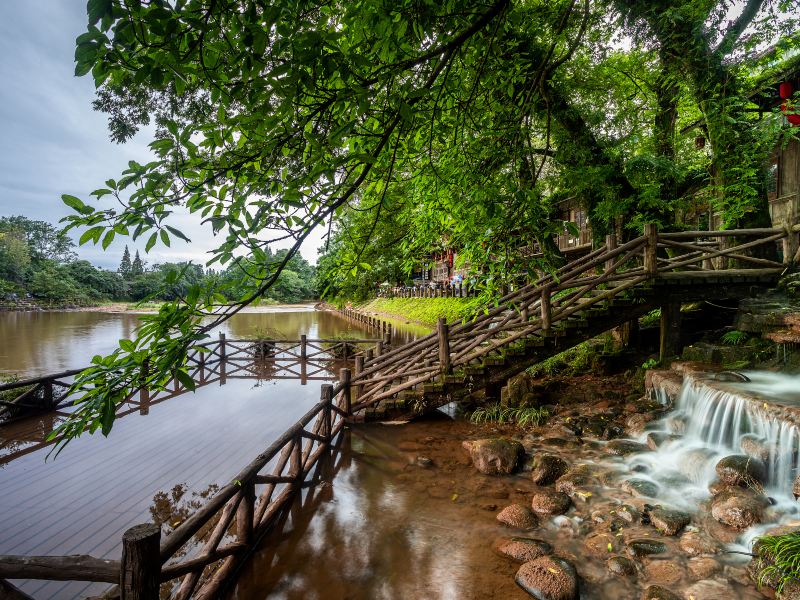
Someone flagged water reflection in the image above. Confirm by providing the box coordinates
[0,307,421,378]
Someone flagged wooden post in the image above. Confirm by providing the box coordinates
[540,286,552,331]
[521,305,529,322]
[386,324,392,344]
[354,356,364,397]
[383,333,390,350]
[365,348,374,362]
[139,359,150,415]
[340,368,352,415]
[218,332,226,360]
[784,225,799,265]
[437,318,451,375]
[659,300,683,362]
[290,438,302,486]
[644,223,658,276]
[120,523,161,600]
[236,480,255,546]
[321,384,333,442]
[375,341,383,358]
[605,233,617,272]
[300,334,307,360]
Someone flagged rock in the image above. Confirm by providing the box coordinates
[665,415,688,435]
[715,454,767,487]
[415,456,433,467]
[554,471,595,495]
[644,560,683,586]
[646,432,680,450]
[607,439,651,456]
[615,504,640,524]
[465,438,524,475]
[687,557,722,579]
[640,585,681,600]
[531,454,570,486]
[626,539,667,558]
[682,447,717,481]
[606,555,637,576]
[740,435,773,462]
[583,532,619,556]
[622,478,660,498]
[497,504,539,529]
[649,508,690,536]
[495,537,552,562]
[710,489,765,530]
[515,556,579,600]
[626,413,656,435]
[683,580,737,599]
[794,473,800,500]
[531,490,572,515]
[679,531,720,557]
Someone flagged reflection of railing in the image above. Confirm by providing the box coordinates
[0,371,355,599]
[0,336,381,425]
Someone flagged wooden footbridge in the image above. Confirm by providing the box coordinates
[1,224,798,599]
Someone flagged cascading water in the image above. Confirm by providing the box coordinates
[623,371,800,535]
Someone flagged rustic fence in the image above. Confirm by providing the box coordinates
[0,371,355,600]
[348,224,800,413]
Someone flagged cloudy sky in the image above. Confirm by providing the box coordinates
[0,2,324,269]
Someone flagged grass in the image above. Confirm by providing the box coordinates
[527,341,596,377]
[753,531,800,595]
[470,403,549,427]
[360,297,482,326]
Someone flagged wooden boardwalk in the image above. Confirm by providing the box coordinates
[1,224,799,599]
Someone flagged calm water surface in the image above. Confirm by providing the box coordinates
[0,307,424,598]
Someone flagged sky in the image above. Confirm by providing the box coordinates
[0,2,324,269]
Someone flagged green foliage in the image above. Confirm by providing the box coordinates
[51,0,800,447]
[118,245,132,279]
[529,342,596,377]
[640,309,661,328]
[641,358,660,370]
[721,330,750,346]
[754,532,800,595]
[360,297,481,327]
[470,403,549,427]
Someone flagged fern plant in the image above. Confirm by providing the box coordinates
[470,404,549,427]
[721,330,749,346]
[754,532,800,595]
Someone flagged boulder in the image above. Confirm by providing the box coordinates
[649,508,690,536]
[646,432,680,450]
[464,438,524,475]
[794,473,800,500]
[531,454,570,485]
[640,585,681,600]
[715,454,767,487]
[626,539,667,558]
[687,557,722,580]
[607,439,651,456]
[626,413,656,436]
[606,556,637,576]
[710,489,765,531]
[615,504,641,524]
[679,531,720,557]
[621,478,660,498]
[495,537,552,562]
[515,556,579,600]
[497,504,539,530]
[740,435,773,463]
[531,490,572,516]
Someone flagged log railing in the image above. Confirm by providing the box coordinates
[349,224,800,412]
[0,371,354,600]
[0,337,380,425]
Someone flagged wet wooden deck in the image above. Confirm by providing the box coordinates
[0,364,330,598]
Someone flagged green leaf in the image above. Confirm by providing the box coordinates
[101,229,115,249]
[160,229,171,247]
[145,232,158,252]
[79,226,104,245]
[119,339,135,352]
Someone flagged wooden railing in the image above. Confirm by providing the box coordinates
[349,224,800,412]
[0,336,381,425]
[0,372,354,600]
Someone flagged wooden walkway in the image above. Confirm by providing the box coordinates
[1,224,798,599]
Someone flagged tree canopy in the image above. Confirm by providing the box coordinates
[55,0,800,447]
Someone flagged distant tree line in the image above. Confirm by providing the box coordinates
[0,216,316,306]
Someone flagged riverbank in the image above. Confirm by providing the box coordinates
[358,297,481,327]
[72,301,317,314]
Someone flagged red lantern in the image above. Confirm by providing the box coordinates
[779,82,794,99]
[782,100,800,126]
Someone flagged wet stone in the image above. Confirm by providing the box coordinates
[497,503,539,529]
[649,508,690,536]
[531,454,570,486]
[683,579,737,600]
[531,490,572,516]
[464,438,524,475]
[622,478,660,498]
[643,560,683,586]
[606,555,637,577]
[687,557,722,579]
[794,473,800,500]
[679,531,720,557]
[555,472,595,495]
[740,435,773,462]
[715,454,767,487]
[495,537,552,562]
[606,439,651,456]
[645,432,679,450]
[615,504,640,524]
[710,489,765,531]
[640,585,681,600]
[515,556,579,600]
[665,415,688,435]
[583,531,619,556]
[415,456,433,467]
[626,539,667,558]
